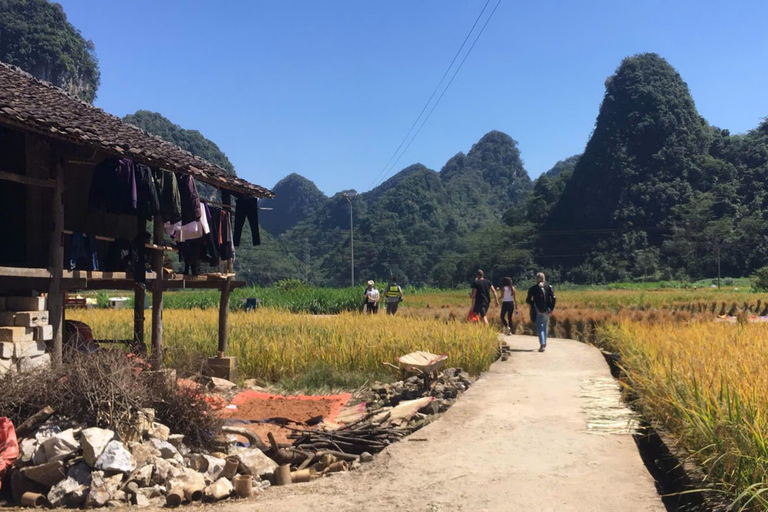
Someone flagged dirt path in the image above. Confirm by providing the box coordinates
[213,334,664,512]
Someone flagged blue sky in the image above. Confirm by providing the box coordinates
[59,0,768,195]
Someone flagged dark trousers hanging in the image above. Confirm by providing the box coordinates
[69,233,99,271]
[233,196,260,246]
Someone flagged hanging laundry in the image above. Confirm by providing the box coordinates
[134,163,160,220]
[201,203,220,267]
[233,194,261,247]
[219,209,235,261]
[177,173,202,224]
[88,157,137,214]
[153,168,182,223]
[68,233,98,271]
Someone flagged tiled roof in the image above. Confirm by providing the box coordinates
[0,62,273,198]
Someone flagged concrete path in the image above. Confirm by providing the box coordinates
[221,335,666,512]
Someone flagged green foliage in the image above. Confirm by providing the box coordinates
[259,173,328,236]
[123,110,236,175]
[751,267,768,292]
[0,0,100,102]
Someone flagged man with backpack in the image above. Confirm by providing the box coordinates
[526,272,556,352]
[384,276,403,315]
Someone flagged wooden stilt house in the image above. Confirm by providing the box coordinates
[0,62,273,376]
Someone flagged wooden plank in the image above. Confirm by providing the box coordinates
[0,169,56,188]
[47,158,65,367]
[0,266,52,279]
[218,276,233,356]
[62,231,177,252]
[133,218,147,355]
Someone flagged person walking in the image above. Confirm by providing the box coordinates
[499,277,518,335]
[384,277,403,315]
[364,280,380,314]
[470,270,499,325]
[526,272,556,352]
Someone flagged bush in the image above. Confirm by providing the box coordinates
[751,266,768,292]
[0,350,221,450]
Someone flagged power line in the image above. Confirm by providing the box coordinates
[373,0,502,189]
[368,0,497,190]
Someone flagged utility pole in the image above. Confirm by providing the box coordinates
[342,193,356,287]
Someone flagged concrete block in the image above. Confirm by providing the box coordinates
[14,310,49,327]
[6,296,46,311]
[0,311,15,325]
[15,340,47,357]
[17,353,51,373]
[35,325,53,341]
[0,342,13,359]
[0,357,13,376]
[206,356,238,382]
[0,326,34,342]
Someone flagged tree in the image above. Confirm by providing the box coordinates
[0,0,100,102]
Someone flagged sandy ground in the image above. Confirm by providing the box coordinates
[212,334,665,512]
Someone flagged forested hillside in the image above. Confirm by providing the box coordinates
[0,0,100,102]
[259,174,328,236]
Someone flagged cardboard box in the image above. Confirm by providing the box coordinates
[14,311,49,327]
[6,296,46,312]
[35,325,53,341]
[0,326,35,342]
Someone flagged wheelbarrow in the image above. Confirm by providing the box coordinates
[383,351,448,384]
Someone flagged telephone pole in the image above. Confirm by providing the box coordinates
[341,192,356,287]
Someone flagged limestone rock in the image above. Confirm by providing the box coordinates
[360,452,374,463]
[67,462,93,486]
[94,440,136,473]
[85,489,110,508]
[22,460,66,487]
[129,441,160,466]
[204,477,233,501]
[152,457,185,485]
[233,447,278,477]
[136,485,165,500]
[81,427,115,467]
[167,434,185,449]
[148,422,170,441]
[203,455,226,483]
[131,464,154,487]
[42,428,79,462]
[149,437,180,460]
[47,476,87,507]
[209,376,237,392]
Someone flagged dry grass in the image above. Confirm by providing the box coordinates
[67,309,501,384]
[600,321,768,511]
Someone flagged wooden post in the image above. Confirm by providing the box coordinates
[133,284,146,354]
[218,276,233,357]
[133,218,147,354]
[151,215,164,368]
[47,159,64,366]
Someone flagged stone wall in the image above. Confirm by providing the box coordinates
[0,295,52,376]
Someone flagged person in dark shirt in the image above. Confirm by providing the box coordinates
[470,269,498,325]
[526,272,556,352]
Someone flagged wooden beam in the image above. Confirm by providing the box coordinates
[151,215,164,368]
[217,276,234,357]
[47,159,65,366]
[0,169,57,188]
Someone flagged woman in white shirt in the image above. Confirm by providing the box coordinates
[364,280,380,314]
[499,277,518,334]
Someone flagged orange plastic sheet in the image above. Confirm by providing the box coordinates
[0,417,19,490]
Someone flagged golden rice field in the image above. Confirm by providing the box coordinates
[600,321,768,510]
[67,309,500,385]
